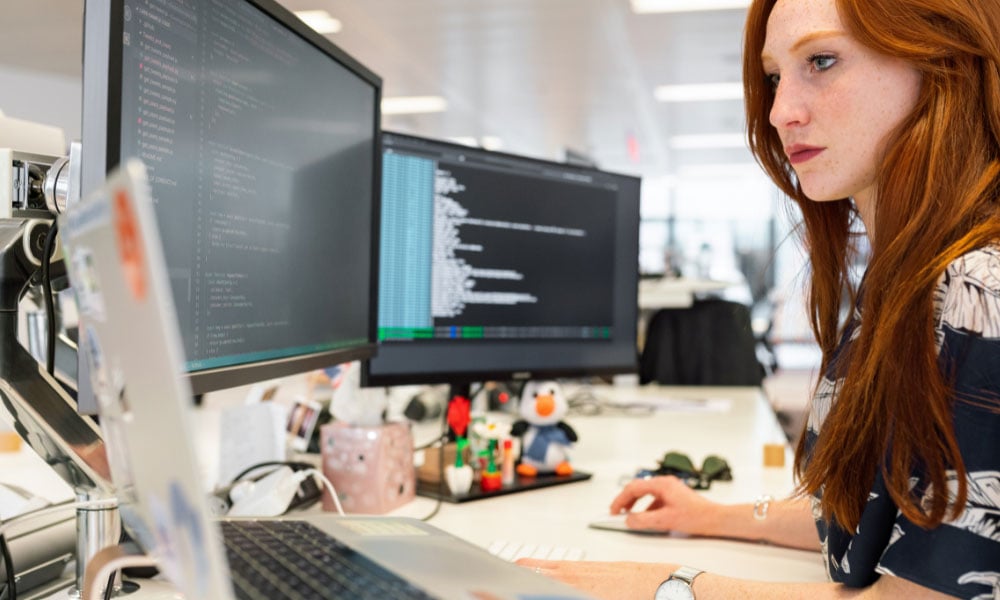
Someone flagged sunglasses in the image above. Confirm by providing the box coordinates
[654,452,733,490]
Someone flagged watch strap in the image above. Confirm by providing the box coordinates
[670,566,704,586]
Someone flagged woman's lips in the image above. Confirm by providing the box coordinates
[787,145,824,165]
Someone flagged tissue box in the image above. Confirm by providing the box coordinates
[320,421,416,514]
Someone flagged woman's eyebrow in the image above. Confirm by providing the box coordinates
[761,29,847,64]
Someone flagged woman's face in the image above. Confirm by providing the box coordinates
[761,0,921,209]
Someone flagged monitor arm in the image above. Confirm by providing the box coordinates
[0,218,123,596]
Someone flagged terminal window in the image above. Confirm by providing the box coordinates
[117,0,375,371]
[379,144,618,343]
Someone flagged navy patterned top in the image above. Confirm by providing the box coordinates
[805,247,1000,599]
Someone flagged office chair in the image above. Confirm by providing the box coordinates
[639,299,765,386]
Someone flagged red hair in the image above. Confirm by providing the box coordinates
[744,0,1000,531]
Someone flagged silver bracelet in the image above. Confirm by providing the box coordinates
[752,494,774,520]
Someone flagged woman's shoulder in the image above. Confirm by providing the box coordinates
[943,243,1000,279]
[934,243,1000,338]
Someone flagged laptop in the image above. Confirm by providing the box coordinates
[59,159,591,600]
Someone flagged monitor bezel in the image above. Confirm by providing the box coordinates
[81,0,383,396]
[363,131,640,388]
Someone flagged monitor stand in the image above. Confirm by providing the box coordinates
[417,382,592,503]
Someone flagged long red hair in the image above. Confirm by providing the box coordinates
[744,0,1000,531]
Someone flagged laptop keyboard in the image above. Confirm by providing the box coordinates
[220,520,436,599]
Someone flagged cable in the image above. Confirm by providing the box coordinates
[1,532,15,600]
[565,385,655,417]
[230,460,314,484]
[41,220,58,376]
[102,567,116,600]
[301,469,344,517]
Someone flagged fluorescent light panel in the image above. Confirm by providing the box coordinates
[631,0,751,13]
[381,96,448,115]
[654,82,743,102]
[293,10,342,34]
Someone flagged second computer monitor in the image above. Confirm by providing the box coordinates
[365,132,640,387]
[81,0,382,396]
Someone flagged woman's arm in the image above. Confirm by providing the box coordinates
[610,476,820,551]
[699,496,820,550]
[516,560,958,599]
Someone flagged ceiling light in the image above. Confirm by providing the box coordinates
[631,0,750,13]
[293,10,342,34]
[654,82,743,102]
[670,133,747,149]
[381,96,448,115]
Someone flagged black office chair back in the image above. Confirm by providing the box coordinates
[639,299,765,386]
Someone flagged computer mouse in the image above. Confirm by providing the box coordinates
[587,513,666,535]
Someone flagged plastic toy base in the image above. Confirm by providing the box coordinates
[417,469,591,503]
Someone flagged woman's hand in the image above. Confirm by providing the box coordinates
[516,558,673,599]
[610,475,718,535]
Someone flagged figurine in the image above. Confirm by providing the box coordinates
[472,418,512,492]
[511,381,577,477]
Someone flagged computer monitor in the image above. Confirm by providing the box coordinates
[364,131,640,390]
[80,0,381,399]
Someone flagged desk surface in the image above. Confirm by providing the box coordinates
[391,385,826,582]
[1,385,827,595]
[639,277,732,309]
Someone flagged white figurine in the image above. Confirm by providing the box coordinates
[510,381,577,477]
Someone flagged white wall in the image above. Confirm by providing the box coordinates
[0,66,82,147]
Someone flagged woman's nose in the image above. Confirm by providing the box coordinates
[769,79,808,130]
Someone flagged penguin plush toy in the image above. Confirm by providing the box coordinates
[511,381,578,477]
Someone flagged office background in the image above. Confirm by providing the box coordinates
[0,0,820,373]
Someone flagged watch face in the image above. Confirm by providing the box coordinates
[654,579,695,600]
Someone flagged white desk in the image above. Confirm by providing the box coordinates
[639,278,732,310]
[1,385,826,597]
[391,385,826,583]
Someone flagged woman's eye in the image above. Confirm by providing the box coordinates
[767,73,780,89]
[810,54,836,71]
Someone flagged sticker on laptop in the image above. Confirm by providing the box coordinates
[149,482,211,597]
[112,187,148,301]
[69,248,106,322]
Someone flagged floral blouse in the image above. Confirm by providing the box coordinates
[805,246,1000,599]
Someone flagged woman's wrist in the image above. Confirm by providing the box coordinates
[699,501,769,542]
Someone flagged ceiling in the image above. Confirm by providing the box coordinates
[0,0,753,180]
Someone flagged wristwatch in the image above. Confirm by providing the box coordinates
[653,566,704,600]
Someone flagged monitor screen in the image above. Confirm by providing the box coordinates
[80,0,381,396]
[364,132,640,387]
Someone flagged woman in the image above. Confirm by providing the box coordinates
[519,0,1000,597]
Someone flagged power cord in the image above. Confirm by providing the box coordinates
[566,385,655,417]
[299,469,344,517]
[41,221,58,376]
[229,460,314,484]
